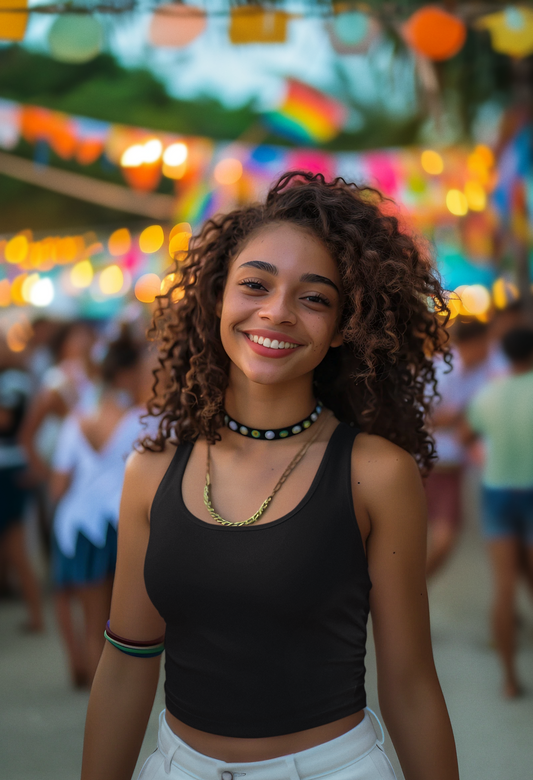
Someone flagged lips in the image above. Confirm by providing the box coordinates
[242,331,302,359]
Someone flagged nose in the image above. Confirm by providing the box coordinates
[257,289,296,325]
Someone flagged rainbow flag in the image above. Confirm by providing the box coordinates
[262,80,347,145]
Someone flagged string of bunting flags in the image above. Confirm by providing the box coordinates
[2,3,533,61]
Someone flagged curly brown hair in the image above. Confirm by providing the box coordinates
[143,170,450,474]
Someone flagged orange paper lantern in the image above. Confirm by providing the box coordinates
[149,4,206,47]
[403,6,466,61]
[121,163,161,193]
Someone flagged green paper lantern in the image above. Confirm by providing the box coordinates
[48,15,104,64]
[332,11,370,46]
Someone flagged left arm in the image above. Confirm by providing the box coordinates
[354,436,459,780]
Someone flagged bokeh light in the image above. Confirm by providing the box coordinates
[120,144,145,168]
[71,259,94,288]
[143,139,163,164]
[169,232,191,258]
[169,222,192,241]
[30,277,54,307]
[108,229,131,257]
[163,143,188,167]
[0,279,11,307]
[134,273,161,303]
[99,264,124,295]
[11,274,28,306]
[445,292,462,320]
[464,181,486,211]
[446,189,468,216]
[6,322,30,352]
[121,139,162,167]
[214,158,243,185]
[460,284,491,315]
[492,278,519,309]
[421,150,444,175]
[5,235,29,264]
[57,236,78,264]
[139,225,164,254]
[21,273,40,303]
[160,272,177,295]
[171,286,185,303]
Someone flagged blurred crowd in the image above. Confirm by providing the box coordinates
[0,300,532,701]
[0,310,157,688]
[425,300,533,698]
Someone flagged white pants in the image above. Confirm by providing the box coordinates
[137,710,397,780]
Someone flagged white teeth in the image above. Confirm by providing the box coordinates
[246,334,299,349]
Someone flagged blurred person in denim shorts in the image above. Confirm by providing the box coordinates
[466,327,533,698]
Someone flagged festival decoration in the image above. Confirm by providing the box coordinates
[229,7,289,44]
[0,0,28,42]
[139,225,164,253]
[134,273,161,303]
[326,8,380,55]
[403,6,466,61]
[476,7,533,58]
[262,80,348,144]
[48,15,104,64]
[149,4,207,48]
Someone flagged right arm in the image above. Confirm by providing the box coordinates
[81,449,168,780]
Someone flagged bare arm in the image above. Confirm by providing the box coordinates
[19,389,67,481]
[355,436,459,780]
[81,449,168,780]
[49,471,71,503]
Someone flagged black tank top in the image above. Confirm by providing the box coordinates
[144,422,371,738]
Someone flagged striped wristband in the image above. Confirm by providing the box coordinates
[104,621,165,658]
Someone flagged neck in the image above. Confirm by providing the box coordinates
[225,370,316,431]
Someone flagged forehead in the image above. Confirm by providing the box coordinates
[232,223,339,280]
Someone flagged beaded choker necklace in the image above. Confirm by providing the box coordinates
[224,402,322,440]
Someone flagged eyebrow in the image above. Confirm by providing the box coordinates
[238,261,339,293]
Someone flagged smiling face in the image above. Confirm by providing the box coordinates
[218,222,343,388]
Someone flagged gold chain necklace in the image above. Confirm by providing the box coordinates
[203,411,331,527]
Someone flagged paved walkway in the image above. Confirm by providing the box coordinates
[1,485,532,779]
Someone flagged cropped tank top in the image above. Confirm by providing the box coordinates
[144,422,371,738]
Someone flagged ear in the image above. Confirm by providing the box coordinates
[330,329,343,348]
[215,297,222,318]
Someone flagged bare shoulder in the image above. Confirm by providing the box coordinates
[352,432,423,518]
[124,442,178,517]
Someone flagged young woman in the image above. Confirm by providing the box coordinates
[50,328,146,688]
[82,172,459,780]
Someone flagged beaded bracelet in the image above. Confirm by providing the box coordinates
[104,621,165,658]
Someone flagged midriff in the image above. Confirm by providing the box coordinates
[165,710,365,762]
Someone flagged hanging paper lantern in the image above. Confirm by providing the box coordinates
[476,7,533,58]
[149,4,207,47]
[0,0,28,42]
[326,11,380,55]
[403,7,466,61]
[121,163,161,193]
[48,15,104,64]
[229,7,289,44]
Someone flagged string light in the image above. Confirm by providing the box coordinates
[139,225,164,253]
[420,150,444,175]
